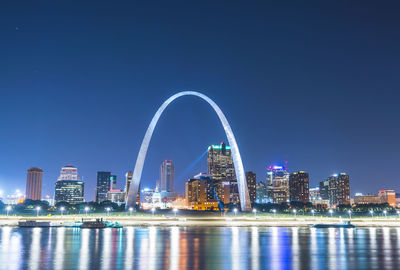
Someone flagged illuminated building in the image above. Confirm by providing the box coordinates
[289,171,309,203]
[266,164,289,203]
[186,173,219,210]
[106,189,125,205]
[54,165,84,204]
[26,167,43,200]
[160,160,174,192]
[245,171,257,204]
[96,171,112,203]
[125,171,140,206]
[309,186,320,201]
[207,143,238,205]
[255,182,271,204]
[319,173,350,206]
[354,190,396,207]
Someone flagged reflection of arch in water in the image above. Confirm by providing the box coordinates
[125,91,251,211]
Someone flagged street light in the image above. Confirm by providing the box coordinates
[397,210,400,219]
[106,207,111,217]
[329,209,333,218]
[84,207,89,217]
[293,209,297,217]
[383,210,387,218]
[151,208,155,217]
[272,209,276,218]
[60,207,65,217]
[6,206,11,217]
[369,210,374,218]
[36,206,41,217]
[173,208,178,217]
[129,207,133,216]
[348,210,352,219]
[311,209,315,217]
[234,208,238,217]
[253,209,257,218]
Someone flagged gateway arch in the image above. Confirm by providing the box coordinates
[126,91,252,212]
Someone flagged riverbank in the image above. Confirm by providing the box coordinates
[1,216,400,227]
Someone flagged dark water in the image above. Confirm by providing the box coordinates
[1,226,400,270]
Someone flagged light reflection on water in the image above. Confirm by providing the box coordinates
[0,226,400,270]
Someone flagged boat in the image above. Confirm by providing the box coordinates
[105,221,123,228]
[81,218,107,228]
[313,221,355,228]
[18,220,51,227]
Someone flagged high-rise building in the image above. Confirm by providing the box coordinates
[160,160,174,192]
[309,187,320,201]
[54,165,84,204]
[289,171,310,203]
[319,173,350,206]
[266,164,289,203]
[185,173,219,210]
[110,175,117,190]
[124,171,140,206]
[255,182,271,204]
[245,171,257,204]
[96,171,112,203]
[26,167,43,201]
[207,143,238,205]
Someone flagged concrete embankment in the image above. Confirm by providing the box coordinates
[1,216,400,227]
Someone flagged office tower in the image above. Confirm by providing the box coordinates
[96,171,112,203]
[266,164,290,203]
[309,187,320,201]
[54,165,84,204]
[207,143,238,205]
[160,160,174,192]
[26,167,43,200]
[185,173,219,210]
[289,171,310,203]
[245,171,257,204]
[255,182,270,204]
[319,173,350,206]
[110,175,117,190]
[124,171,140,206]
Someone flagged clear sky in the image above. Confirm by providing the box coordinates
[1,1,399,201]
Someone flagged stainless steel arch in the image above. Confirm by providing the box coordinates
[126,91,251,211]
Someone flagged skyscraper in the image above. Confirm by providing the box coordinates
[160,160,174,192]
[207,142,238,205]
[185,173,219,210]
[245,171,257,204]
[26,167,43,200]
[54,165,84,204]
[319,173,350,206]
[266,164,290,203]
[289,171,310,203]
[96,171,112,203]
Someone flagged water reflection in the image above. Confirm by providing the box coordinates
[0,226,400,270]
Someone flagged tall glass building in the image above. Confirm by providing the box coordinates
[26,167,43,201]
[160,160,174,192]
[54,165,84,204]
[96,171,112,203]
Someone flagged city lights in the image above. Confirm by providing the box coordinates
[151,207,155,217]
[253,208,257,218]
[272,209,276,218]
[234,208,238,217]
[173,208,178,217]
[84,207,89,217]
[311,209,315,217]
[106,207,111,217]
[370,210,374,218]
[329,209,333,217]
[383,210,387,218]
[6,206,11,217]
[129,207,133,216]
[60,207,65,217]
[36,206,41,217]
[293,209,297,217]
[348,210,352,219]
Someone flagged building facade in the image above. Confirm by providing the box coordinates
[354,190,397,207]
[266,164,290,203]
[289,171,310,203]
[255,182,271,204]
[54,165,84,204]
[160,160,174,192]
[96,171,112,203]
[245,171,257,204]
[26,167,43,201]
[106,189,125,205]
[185,173,219,210]
[319,173,350,206]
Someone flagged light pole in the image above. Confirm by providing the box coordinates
[329,209,333,218]
[60,207,65,217]
[129,207,133,216]
[397,210,400,219]
[234,208,238,217]
[272,209,276,218]
[311,209,315,217]
[348,210,352,219]
[253,209,257,218]
[293,209,297,217]
[84,207,89,217]
[6,206,11,217]
[36,206,41,217]
[383,210,387,218]
[369,210,374,218]
[151,208,155,217]
[106,207,111,217]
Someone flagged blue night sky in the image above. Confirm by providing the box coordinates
[1,1,399,201]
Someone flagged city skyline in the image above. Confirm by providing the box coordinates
[1,2,400,201]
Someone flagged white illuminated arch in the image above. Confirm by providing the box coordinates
[126,91,251,211]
